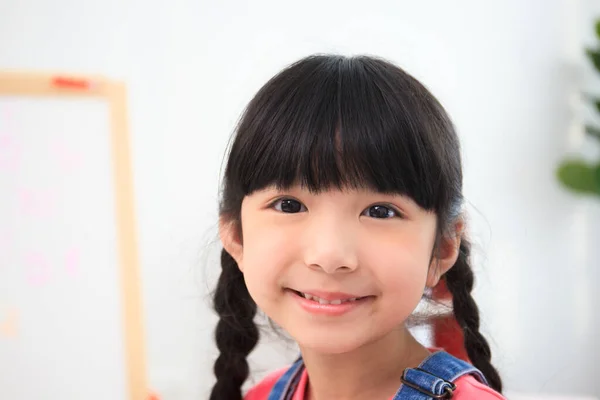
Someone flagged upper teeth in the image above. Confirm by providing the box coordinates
[301,292,358,305]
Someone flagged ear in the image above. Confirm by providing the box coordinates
[426,219,464,288]
[219,217,244,271]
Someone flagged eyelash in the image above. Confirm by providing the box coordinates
[269,198,404,219]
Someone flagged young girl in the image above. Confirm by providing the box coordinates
[211,54,505,399]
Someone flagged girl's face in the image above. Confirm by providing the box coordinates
[221,185,459,354]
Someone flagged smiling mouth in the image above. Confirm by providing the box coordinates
[289,289,369,305]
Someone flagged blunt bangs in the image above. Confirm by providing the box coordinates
[225,55,457,212]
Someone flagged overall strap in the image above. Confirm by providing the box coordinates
[393,351,489,399]
[267,358,305,400]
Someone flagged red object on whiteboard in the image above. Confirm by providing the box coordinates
[51,77,91,90]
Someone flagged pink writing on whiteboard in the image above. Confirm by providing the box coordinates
[18,188,56,217]
[25,252,51,286]
[65,247,79,277]
[22,249,82,285]
[51,141,83,171]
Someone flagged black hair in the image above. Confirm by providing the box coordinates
[210,54,502,399]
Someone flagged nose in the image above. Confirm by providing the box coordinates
[302,215,359,274]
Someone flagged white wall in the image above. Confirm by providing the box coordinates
[1,0,599,398]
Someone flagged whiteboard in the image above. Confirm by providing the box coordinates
[0,73,147,400]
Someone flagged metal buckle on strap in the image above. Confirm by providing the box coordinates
[400,368,456,399]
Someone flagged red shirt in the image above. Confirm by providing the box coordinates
[245,366,506,400]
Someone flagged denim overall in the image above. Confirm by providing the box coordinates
[267,351,489,400]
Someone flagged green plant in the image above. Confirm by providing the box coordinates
[556,20,600,196]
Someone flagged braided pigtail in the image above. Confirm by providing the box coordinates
[443,238,503,393]
[209,249,259,400]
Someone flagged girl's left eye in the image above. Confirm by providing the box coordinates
[362,204,402,219]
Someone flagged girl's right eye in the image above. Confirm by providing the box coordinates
[272,198,307,213]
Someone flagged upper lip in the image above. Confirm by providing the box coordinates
[293,290,366,301]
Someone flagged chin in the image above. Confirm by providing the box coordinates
[291,327,374,355]
[298,340,362,355]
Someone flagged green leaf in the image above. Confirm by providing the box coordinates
[585,48,600,73]
[580,92,600,112]
[585,124,600,141]
[556,160,600,195]
[595,164,600,194]
[596,19,600,40]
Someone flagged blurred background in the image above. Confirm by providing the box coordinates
[1,0,600,399]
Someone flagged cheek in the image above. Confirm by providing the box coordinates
[364,229,431,299]
[239,219,299,300]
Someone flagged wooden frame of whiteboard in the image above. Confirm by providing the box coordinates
[0,71,147,400]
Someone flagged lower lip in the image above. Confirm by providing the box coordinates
[287,290,372,316]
